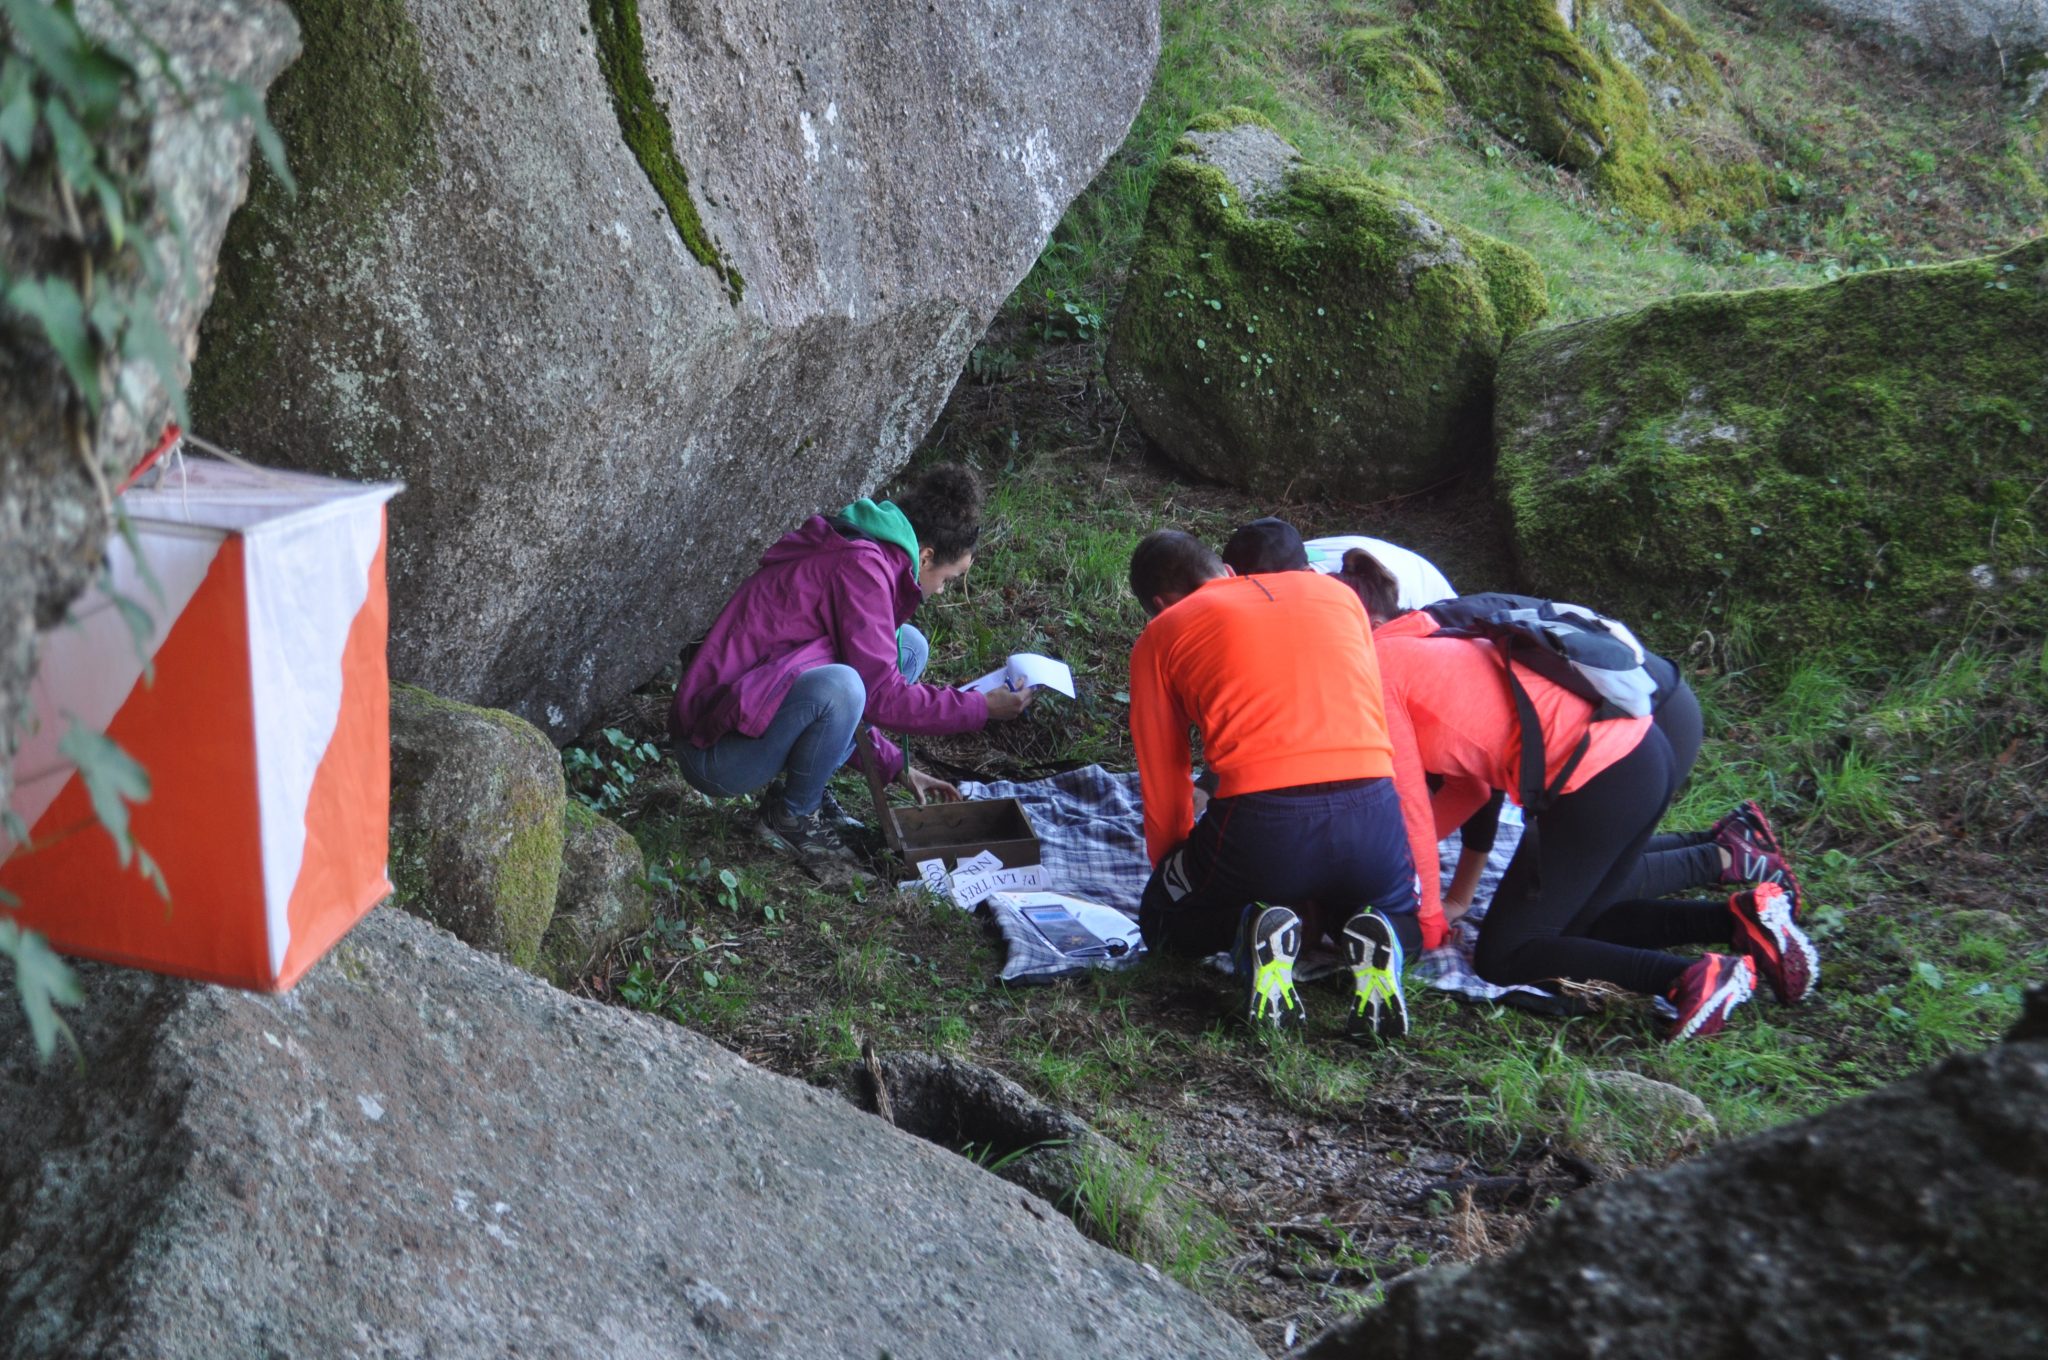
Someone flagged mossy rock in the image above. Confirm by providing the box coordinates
[1106,113,1548,498]
[192,0,442,435]
[539,801,652,987]
[1413,0,1767,228]
[1330,27,1448,119]
[1494,238,2048,659]
[388,684,566,971]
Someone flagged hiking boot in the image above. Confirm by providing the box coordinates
[1729,883,1818,1005]
[1665,952,1756,1041]
[1714,800,1806,912]
[1341,910,1408,1042]
[1232,905,1306,1034]
[817,789,866,831]
[755,798,858,870]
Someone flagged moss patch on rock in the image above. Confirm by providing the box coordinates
[1329,27,1448,120]
[1107,112,1547,498]
[1413,0,1767,229]
[191,0,441,430]
[588,0,743,303]
[1494,238,2048,659]
[388,683,567,972]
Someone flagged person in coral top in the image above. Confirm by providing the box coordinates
[1125,530,1424,1041]
[1331,551,1817,1041]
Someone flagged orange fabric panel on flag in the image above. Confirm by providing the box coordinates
[275,528,394,989]
[2,538,270,986]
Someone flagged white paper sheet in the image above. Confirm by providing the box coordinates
[960,652,1075,698]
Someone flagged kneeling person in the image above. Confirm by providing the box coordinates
[1126,531,1436,1040]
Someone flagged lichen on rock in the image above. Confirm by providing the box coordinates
[1107,110,1547,498]
[1412,0,1767,228]
[1494,238,2048,658]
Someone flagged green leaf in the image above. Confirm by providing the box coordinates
[0,82,35,165]
[1913,960,1945,991]
[90,171,126,251]
[6,275,99,410]
[0,919,83,1062]
[0,0,130,118]
[40,96,95,189]
[115,297,187,425]
[56,722,150,866]
[221,80,295,195]
[105,587,156,681]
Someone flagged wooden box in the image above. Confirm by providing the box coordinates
[857,730,1040,871]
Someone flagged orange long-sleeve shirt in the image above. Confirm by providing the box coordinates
[1375,633,1651,929]
[1128,571,1395,868]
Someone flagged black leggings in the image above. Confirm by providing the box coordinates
[1611,674,1723,901]
[1474,726,1731,998]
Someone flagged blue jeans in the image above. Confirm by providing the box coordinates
[675,625,928,816]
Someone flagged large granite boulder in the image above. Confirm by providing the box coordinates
[0,907,1260,1360]
[1411,0,1767,227]
[1107,112,1546,498]
[188,0,1160,741]
[1804,0,2048,69]
[0,0,298,808]
[389,683,565,970]
[1494,238,2048,656]
[1295,990,2048,1358]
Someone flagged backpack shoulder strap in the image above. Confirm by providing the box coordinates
[1497,647,1590,815]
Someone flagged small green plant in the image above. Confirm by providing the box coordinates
[563,726,663,814]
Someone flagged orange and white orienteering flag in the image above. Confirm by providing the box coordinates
[1,455,403,991]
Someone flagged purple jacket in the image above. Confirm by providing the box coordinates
[669,516,989,782]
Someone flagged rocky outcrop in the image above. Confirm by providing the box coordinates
[1412,0,1767,227]
[388,683,565,970]
[0,0,298,808]
[1493,238,2048,657]
[1805,0,2048,69]
[1107,112,1546,498]
[540,799,652,985]
[1294,990,2048,1359]
[188,0,1160,741]
[0,907,1260,1360]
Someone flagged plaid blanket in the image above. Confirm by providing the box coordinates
[956,766,1152,912]
[956,767,1567,1007]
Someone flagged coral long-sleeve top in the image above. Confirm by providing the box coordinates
[1128,570,1396,865]
[1375,633,1651,929]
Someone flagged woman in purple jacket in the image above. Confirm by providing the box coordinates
[670,466,1033,868]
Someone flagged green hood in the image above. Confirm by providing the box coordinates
[836,497,919,570]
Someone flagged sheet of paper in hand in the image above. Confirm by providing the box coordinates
[961,652,1075,698]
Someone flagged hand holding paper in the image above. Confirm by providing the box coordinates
[962,652,1075,699]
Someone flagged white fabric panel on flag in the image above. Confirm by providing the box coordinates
[245,501,386,977]
[6,526,223,851]
[125,453,391,534]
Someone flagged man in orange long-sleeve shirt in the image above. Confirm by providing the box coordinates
[1126,531,1425,1040]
